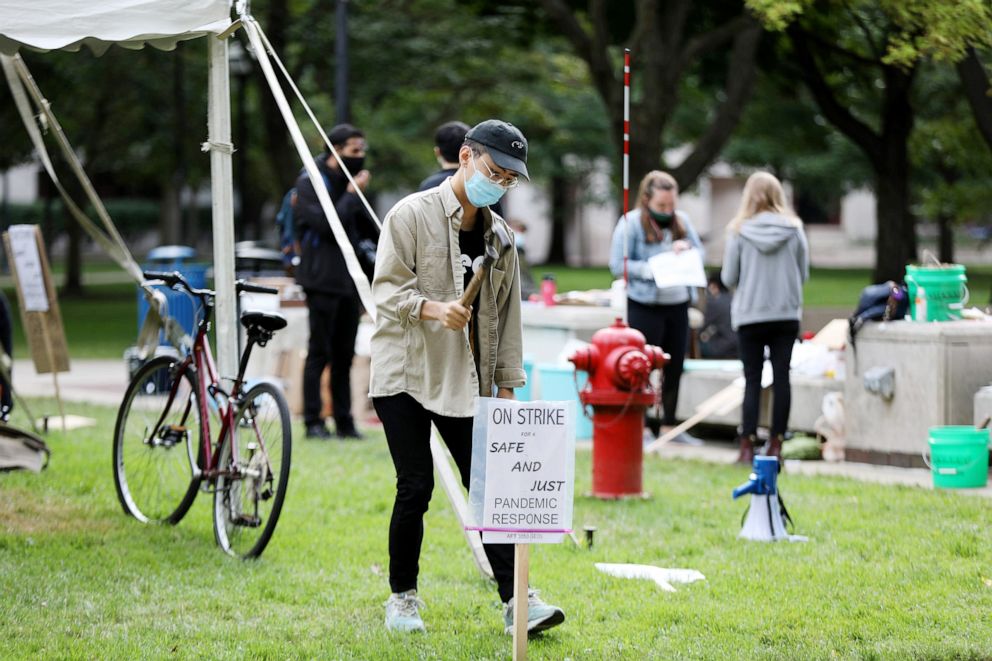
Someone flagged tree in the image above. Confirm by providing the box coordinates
[957,48,992,154]
[911,63,992,263]
[747,0,992,281]
[534,0,763,192]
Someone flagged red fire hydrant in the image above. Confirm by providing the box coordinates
[569,318,667,498]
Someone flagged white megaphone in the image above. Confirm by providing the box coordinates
[732,456,804,542]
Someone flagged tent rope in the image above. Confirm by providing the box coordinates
[240,17,377,319]
[248,15,382,230]
[1,53,188,356]
[200,140,236,155]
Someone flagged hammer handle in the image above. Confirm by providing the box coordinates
[459,266,487,307]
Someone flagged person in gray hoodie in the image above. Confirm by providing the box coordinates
[721,172,809,462]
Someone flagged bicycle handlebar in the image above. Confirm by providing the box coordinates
[142,271,279,298]
[237,282,279,295]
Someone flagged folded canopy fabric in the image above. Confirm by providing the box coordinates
[0,0,231,55]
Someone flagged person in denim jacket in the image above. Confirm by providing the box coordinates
[609,171,703,443]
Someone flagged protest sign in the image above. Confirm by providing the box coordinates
[468,398,576,544]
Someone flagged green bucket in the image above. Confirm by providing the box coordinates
[905,264,968,322]
[926,426,989,489]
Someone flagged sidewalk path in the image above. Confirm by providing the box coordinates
[655,442,992,499]
[13,358,128,407]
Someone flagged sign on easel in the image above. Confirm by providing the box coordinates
[3,225,70,375]
[3,225,70,430]
[468,398,575,659]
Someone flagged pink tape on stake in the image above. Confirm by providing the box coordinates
[465,527,573,534]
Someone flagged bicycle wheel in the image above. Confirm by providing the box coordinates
[213,381,292,559]
[113,355,202,524]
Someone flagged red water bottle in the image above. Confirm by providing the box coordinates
[541,274,557,306]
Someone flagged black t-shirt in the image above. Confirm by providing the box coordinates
[459,223,485,374]
[458,224,485,303]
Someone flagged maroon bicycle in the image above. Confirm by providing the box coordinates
[113,271,291,559]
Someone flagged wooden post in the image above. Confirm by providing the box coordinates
[38,321,66,433]
[512,543,530,660]
[429,431,494,580]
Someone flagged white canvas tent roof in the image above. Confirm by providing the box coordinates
[0,0,231,55]
[0,0,241,375]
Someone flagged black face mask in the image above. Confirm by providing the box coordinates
[649,209,674,227]
[340,155,365,175]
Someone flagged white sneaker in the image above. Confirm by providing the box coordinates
[503,589,565,635]
[385,590,426,633]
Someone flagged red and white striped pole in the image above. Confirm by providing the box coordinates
[622,48,631,289]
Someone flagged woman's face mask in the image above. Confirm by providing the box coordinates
[464,156,508,207]
[649,209,674,226]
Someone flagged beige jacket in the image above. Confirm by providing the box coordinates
[369,178,526,417]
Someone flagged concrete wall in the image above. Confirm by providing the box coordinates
[840,188,877,242]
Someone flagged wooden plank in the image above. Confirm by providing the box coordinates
[512,543,530,660]
[645,382,743,453]
[429,431,495,581]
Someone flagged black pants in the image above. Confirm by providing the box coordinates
[303,292,359,430]
[737,320,799,437]
[627,299,688,426]
[373,392,516,603]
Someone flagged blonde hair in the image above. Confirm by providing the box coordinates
[636,170,686,242]
[727,171,802,234]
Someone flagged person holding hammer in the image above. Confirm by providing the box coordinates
[370,120,565,635]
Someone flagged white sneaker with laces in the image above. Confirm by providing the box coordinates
[385,590,426,633]
[502,589,565,635]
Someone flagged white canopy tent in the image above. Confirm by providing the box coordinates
[0,0,241,375]
[0,0,379,376]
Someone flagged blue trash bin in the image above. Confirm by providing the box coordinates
[137,245,209,346]
[536,363,592,439]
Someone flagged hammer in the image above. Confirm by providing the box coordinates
[459,223,512,306]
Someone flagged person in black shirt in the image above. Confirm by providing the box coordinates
[294,123,378,440]
[699,272,738,359]
[418,121,469,192]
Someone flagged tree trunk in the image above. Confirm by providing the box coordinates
[872,164,916,283]
[937,212,954,264]
[160,180,182,246]
[63,206,83,297]
[957,48,992,154]
[546,174,568,264]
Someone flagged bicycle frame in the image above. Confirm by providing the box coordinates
[149,291,259,486]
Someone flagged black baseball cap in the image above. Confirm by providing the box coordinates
[465,119,529,180]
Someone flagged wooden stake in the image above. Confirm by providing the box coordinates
[512,543,530,660]
[39,315,66,433]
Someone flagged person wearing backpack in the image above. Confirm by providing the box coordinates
[721,172,809,463]
[294,123,378,440]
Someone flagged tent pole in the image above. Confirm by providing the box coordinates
[207,35,238,380]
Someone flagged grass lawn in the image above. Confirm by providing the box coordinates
[3,399,992,659]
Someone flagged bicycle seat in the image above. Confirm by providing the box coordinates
[240,311,288,333]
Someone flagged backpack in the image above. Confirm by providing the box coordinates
[849,281,908,348]
[0,421,50,473]
[275,167,332,270]
[275,188,298,269]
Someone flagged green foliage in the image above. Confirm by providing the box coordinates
[3,199,162,236]
[911,63,992,223]
[3,401,992,658]
[747,0,992,67]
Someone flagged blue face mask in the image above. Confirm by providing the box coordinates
[465,156,507,207]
